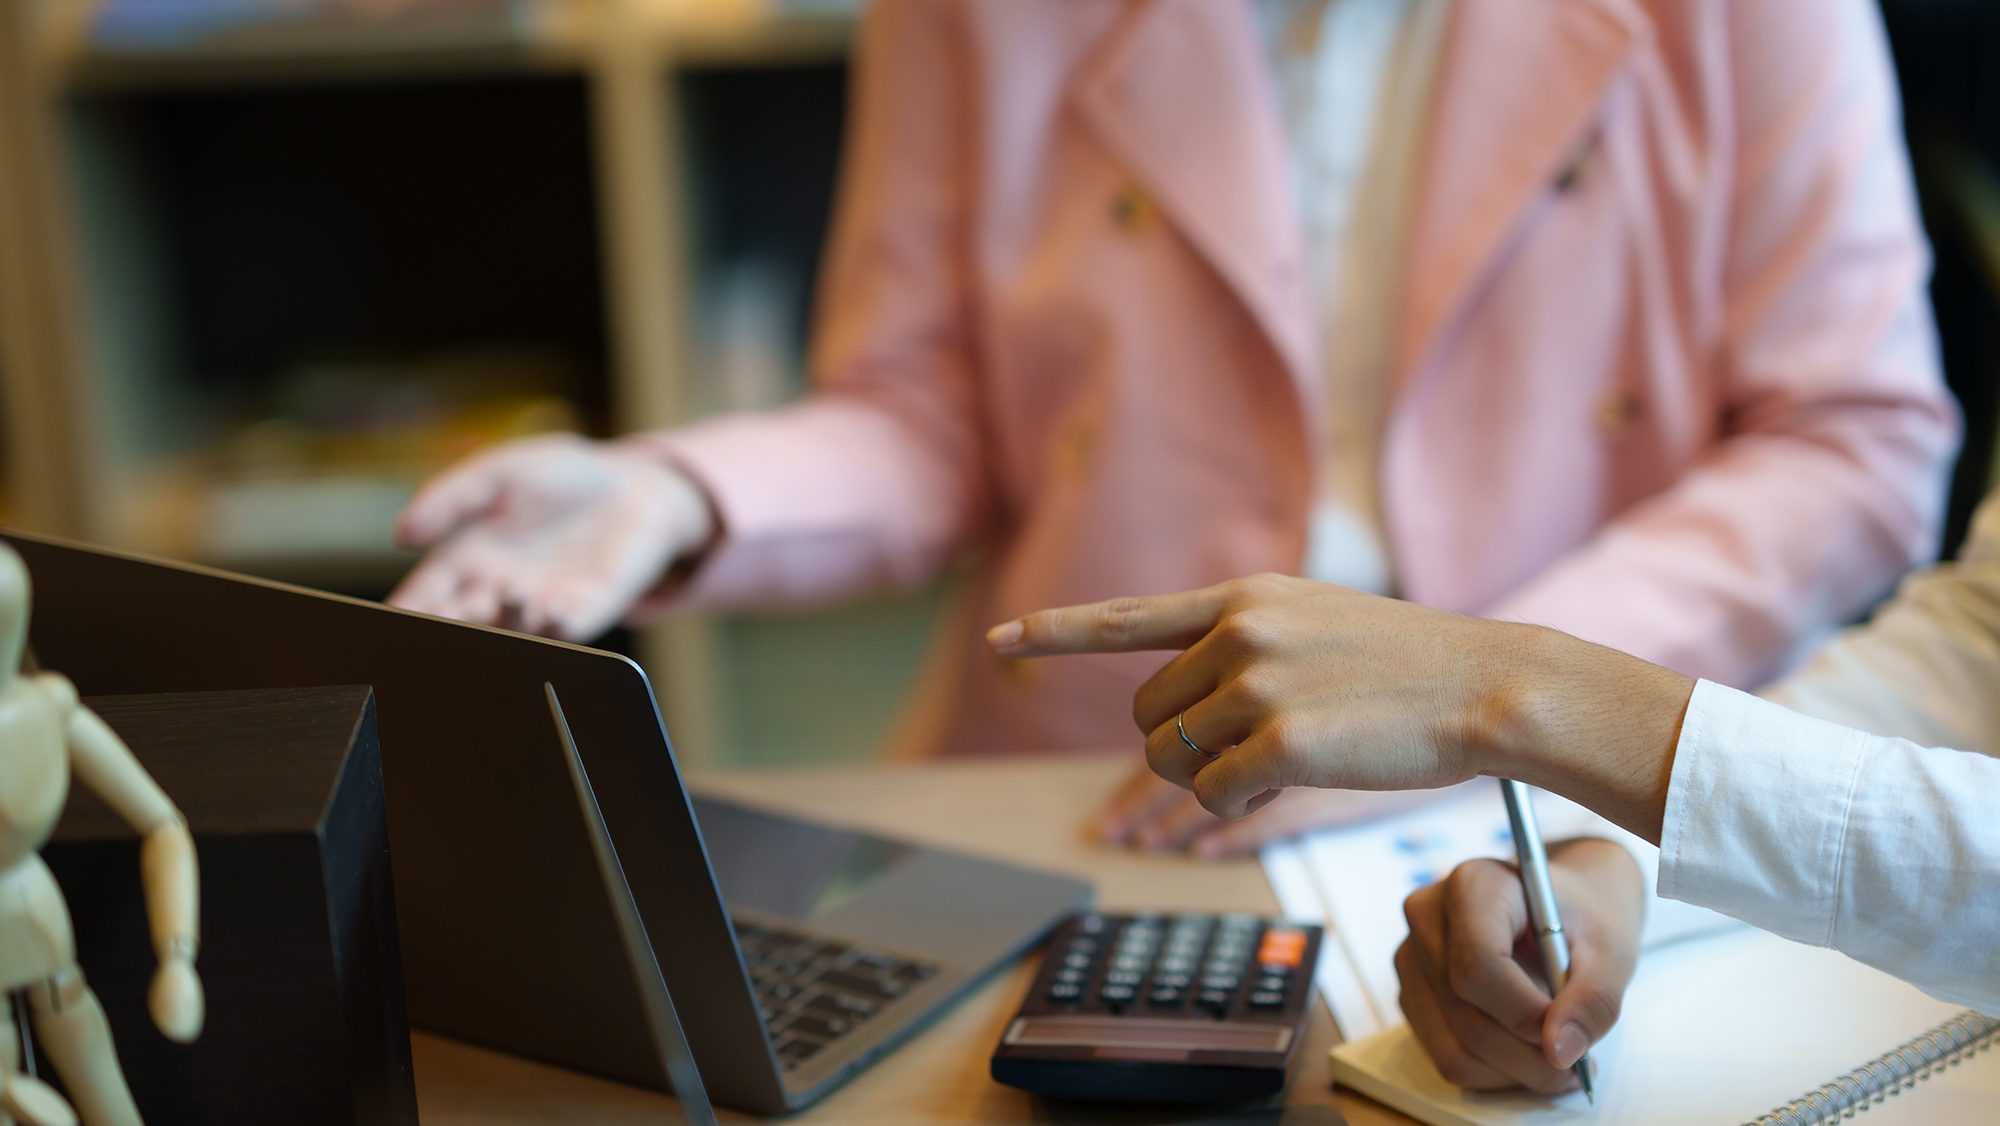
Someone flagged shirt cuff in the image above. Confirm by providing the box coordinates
[1657,679,1871,947]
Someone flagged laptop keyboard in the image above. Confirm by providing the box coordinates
[734,921,941,1071]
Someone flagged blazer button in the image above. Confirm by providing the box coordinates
[1062,425,1098,475]
[1597,388,1643,436]
[1555,132,1599,193]
[1111,185,1159,234]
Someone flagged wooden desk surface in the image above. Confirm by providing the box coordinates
[412,754,1408,1125]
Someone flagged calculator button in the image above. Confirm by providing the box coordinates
[1153,972,1191,989]
[1148,986,1184,1006]
[1256,976,1287,993]
[1100,984,1137,1005]
[1106,970,1144,987]
[1201,975,1240,991]
[1256,930,1308,968]
[1198,988,1234,1010]
[1054,969,1087,987]
[1248,990,1286,1010]
[1048,981,1083,1002]
[1062,953,1093,971]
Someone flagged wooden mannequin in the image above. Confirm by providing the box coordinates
[0,543,202,1126]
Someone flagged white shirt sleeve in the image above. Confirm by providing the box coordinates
[1658,679,2000,1015]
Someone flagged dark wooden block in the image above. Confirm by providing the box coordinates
[40,685,415,1126]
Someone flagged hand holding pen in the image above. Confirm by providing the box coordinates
[1392,800,1645,1098]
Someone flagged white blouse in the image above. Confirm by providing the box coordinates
[1255,0,1451,596]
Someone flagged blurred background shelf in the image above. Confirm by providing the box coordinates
[53,13,588,90]
[45,0,855,90]
[0,0,934,770]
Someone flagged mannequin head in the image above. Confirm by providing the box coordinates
[0,543,29,688]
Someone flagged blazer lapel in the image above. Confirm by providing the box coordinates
[1396,0,1642,387]
[1074,0,1318,398]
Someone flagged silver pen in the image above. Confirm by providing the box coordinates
[1499,779,1595,1104]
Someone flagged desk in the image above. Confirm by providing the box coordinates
[412,755,1407,1124]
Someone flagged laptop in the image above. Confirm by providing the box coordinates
[4,529,1092,1114]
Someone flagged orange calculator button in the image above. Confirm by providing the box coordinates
[1256,928,1307,967]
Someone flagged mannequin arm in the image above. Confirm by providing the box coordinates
[66,704,204,1041]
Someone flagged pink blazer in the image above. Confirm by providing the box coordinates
[633,0,1960,757]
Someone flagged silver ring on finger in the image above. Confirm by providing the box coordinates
[1177,710,1220,760]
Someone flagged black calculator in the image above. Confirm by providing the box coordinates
[990,912,1323,1103]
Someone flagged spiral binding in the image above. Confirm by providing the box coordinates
[1748,1010,2000,1126]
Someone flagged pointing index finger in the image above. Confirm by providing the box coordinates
[987,585,1233,657]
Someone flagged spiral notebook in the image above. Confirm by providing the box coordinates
[1329,926,2000,1125]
